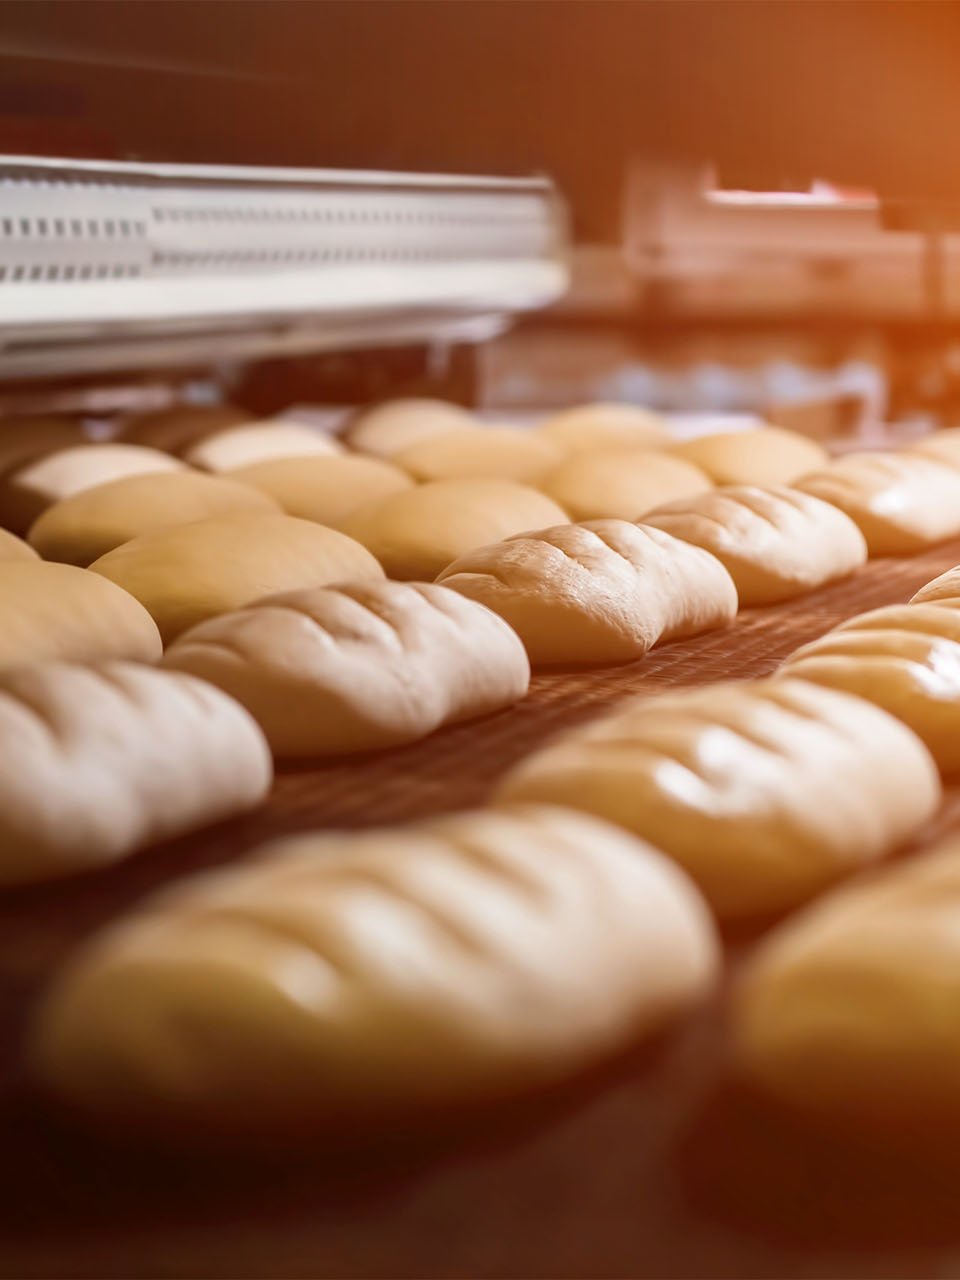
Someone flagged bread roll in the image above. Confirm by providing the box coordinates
[225,454,413,528]
[185,423,342,472]
[0,528,38,562]
[796,452,960,553]
[438,520,737,665]
[537,403,669,453]
[908,426,960,470]
[911,565,960,605]
[90,513,383,644]
[538,449,711,521]
[499,679,939,920]
[0,445,186,534]
[121,405,252,454]
[394,428,563,484]
[28,471,279,566]
[672,427,827,486]
[643,485,867,605]
[344,398,477,457]
[30,805,717,1138]
[341,480,568,581]
[163,580,530,756]
[0,561,160,667]
[0,661,270,885]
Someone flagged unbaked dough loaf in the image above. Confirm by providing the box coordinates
[499,679,939,920]
[29,805,717,1138]
[184,423,342,472]
[911,565,960,605]
[796,451,960,554]
[0,561,161,668]
[782,603,960,771]
[643,485,867,605]
[672,427,827,486]
[0,528,38,562]
[163,580,530,756]
[732,835,960,1145]
[121,405,252,455]
[0,661,270,885]
[28,471,279,566]
[394,428,563,484]
[538,448,711,521]
[537,403,669,453]
[225,454,413,529]
[344,398,478,457]
[0,444,186,534]
[908,426,960,470]
[341,480,568,581]
[90,513,383,644]
[437,520,737,666]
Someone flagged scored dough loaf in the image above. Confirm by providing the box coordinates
[341,479,568,581]
[0,561,161,668]
[437,520,737,666]
[343,398,478,457]
[643,485,867,605]
[498,679,940,920]
[0,661,270,885]
[732,835,960,1145]
[225,454,413,529]
[29,804,717,1138]
[394,428,564,484]
[782,602,960,771]
[163,580,530,756]
[0,444,186,534]
[537,403,669,453]
[538,448,711,521]
[671,427,827,487]
[121,405,252,455]
[796,451,960,553]
[90,513,383,644]
[184,422,342,472]
[28,471,279,566]
[911,565,960,605]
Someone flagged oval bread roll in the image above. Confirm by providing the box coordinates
[121,405,252,454]
[394,428,563,484]
[28,471,279,566]
[90,513,383,644]
[0,444,186,534]
[908,426,960,470]
[29,805,718,1137]
[796,451,960,553]
[163,580,530,756]
[185,422,342,472]
[782,603,960,771]
[911,565,960,605]
[671,427,827,486]
[643,485,867,605]
[733,835,960,1144]
[0,528,38,562]
[498,679,940,920]
[0,561,161,668]
[344,398,477,457]
[0,661,270,885]
[341,480,568,581]
[225,454,413,528]
[437,520,737,666]
[537,403,669,453]
[538,448,711,521]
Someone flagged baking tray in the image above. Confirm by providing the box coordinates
[3,541,960,1280]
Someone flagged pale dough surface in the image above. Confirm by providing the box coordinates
[797,451,960,553]
[643,485,867,605]
[0,561,161,668]
[671,427,827,486]
[911,565,960,604]
[185,423,342,471]
[908,426,960,470]
[121,405,252,455]
[782,602,960,771]
[733,835,960,1144]
[341,479,568,581]
[394,428,563,484]
[0,661,270,886]
[163,580,530,756]
[0,444,186,534]
[90,513,383,643]
[498,679,939,919]
[226,454,413,528]
[344,398,478,458]
[0,528,38,562]
[437,519,737,665]
[28,471,278,566]
[538,448,711,521]
[29,805,717,1137]
[537,403,669,453]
